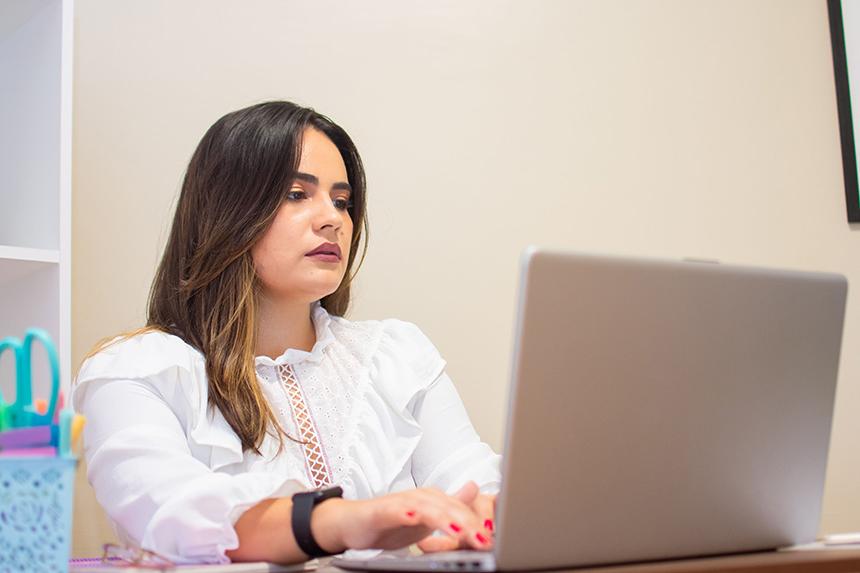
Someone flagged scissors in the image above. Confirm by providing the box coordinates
[0,328,60,429]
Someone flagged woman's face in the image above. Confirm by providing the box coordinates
[251,127,354,304]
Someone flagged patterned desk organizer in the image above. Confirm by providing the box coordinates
[0,456,76,573]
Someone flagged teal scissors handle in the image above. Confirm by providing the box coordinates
[0,336,19,428]
[0,329,61,428]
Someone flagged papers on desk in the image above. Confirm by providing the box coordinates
[68,560,314,572]
[823,532,860,546]
[779,532,860,552]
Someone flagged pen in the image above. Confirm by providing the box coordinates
[71,414,86,453]
[58,409,73,458]
[52,391,65,424]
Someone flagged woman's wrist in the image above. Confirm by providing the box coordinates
[309,497,350,555]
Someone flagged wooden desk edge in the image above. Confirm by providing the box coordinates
[557,548,860,573]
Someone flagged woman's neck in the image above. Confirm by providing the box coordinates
[255,296,316,359]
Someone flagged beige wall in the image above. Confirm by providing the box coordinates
[72,0,860,556]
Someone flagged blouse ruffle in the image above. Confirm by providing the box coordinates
[74,331,245,472]
[339,317,447,499]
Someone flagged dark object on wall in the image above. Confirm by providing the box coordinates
[828,0,860,222]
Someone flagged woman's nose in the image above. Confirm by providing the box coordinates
[314,195,342,231]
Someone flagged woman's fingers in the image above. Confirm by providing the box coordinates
[410,488,493,550]
[471,493,496,535]
[450,484,495,539]
[417,535,460,553]
[453,481,479,505]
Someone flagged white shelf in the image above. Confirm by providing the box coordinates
[0,0,62,250]
[0,244,60,264]
[0,256,56,289]
[0,245,60,287]
[0,0,71,400]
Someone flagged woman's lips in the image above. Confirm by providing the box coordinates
[306,253,340,263]
[305,242,342,262]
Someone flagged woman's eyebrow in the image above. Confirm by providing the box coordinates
[294,172,319,185]
[295,172,351,193]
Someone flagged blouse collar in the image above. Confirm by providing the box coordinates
[254,302,335,367]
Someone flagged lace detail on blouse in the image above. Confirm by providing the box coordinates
[278,363,333,488]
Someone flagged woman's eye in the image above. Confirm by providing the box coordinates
[333,198,353,211]
[286,190,307,201]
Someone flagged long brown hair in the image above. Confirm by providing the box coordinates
[148,101,368,454]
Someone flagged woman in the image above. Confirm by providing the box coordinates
[73,101,501,565]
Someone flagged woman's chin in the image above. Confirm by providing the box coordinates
[299,282,345,304]
[260,271,346,302]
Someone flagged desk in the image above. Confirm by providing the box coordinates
[322,548,860,573]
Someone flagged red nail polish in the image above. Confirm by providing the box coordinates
[484,519,494,532]
[449,523,462,532]
[406,511,416,518]
[476,533,489,544]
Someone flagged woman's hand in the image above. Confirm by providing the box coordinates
[417,481,496,553]
[311,482,495,554]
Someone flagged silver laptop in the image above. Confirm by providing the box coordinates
[333,248,847,571]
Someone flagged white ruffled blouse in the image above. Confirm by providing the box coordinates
[73,304,501,563]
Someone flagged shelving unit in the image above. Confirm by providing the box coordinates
[0,0,72,403]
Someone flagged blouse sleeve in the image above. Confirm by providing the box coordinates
[410,371,502,495]
[372,320,502,495]
[73,333,302,564]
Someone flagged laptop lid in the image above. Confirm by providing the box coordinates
[493,249,847,570]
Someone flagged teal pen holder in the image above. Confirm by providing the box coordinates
[0,456,76,573]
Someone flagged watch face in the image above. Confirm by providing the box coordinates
[315,486,344,502]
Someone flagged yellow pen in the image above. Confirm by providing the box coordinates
[71,414,86,453]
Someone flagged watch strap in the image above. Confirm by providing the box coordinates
[291,486,343,558]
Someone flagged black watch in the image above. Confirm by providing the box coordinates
[291,486,344,558]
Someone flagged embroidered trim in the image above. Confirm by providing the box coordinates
[278,363,334,488]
